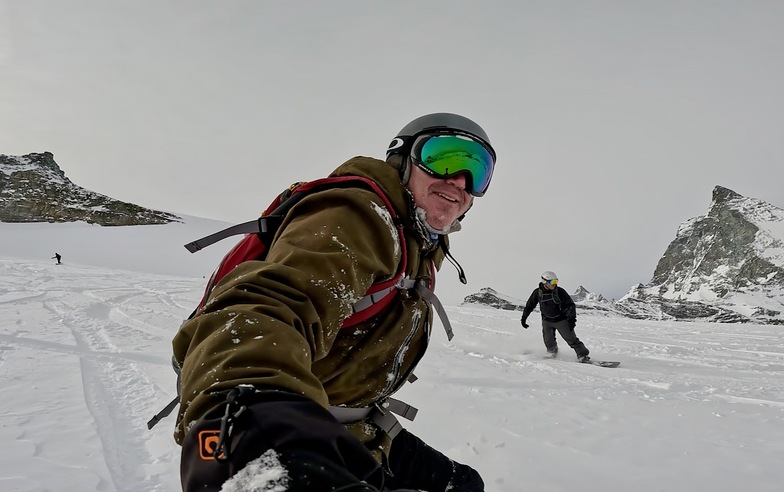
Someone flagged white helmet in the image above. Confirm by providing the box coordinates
[541,271,558,283]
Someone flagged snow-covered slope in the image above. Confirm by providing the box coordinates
[1,254,783,492]
[1,219,783,491]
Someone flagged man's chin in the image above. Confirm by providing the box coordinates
[415,206,462,235]
[425,216,454,233]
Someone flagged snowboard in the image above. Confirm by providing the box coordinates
[543,354,620,368]
[581,360,620,368]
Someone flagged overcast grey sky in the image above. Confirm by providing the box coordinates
[3,0,784,305]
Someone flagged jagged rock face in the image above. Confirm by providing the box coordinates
[571,285,606,303]
[0,152,181,226]
[462,287,523,311]
[619,185,784,324]
[651,186,780,298]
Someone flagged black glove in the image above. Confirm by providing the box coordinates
[520,318,529,329]
[567,318,576,329]
[278,449,379,491]
[181,390,384,492]
[387,428,485,491]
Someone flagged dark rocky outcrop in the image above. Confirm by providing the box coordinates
[0,152,181,226]
[462,288,524,311]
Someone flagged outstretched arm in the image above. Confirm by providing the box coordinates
[520,288,540,326]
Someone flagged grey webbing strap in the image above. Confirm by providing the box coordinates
[329,397,418,439]
[383,397,418,421]
[350,277,418,314]
[147,395,179,430]
[415,282,455,340]
[328,397,418,423]
[328,405,373,423]
[371,409,404,439]
[370,397,418,439]
[147,358,183,429]
[183,218,274,253]
[350,286,395,313]
[352,278,454,340]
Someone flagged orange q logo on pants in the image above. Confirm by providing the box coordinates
[198,430,225,461]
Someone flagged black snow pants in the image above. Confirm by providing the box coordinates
[180,390,484,491]
[542,319,589,357]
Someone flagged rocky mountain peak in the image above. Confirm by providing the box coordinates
[0,152,181,226]
[462,287,523,311]
[711,185,743,204]
[619,185,784,324]
[571,285,607,303]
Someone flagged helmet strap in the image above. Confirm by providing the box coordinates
[386,154,412,186]
[400,157,412,186]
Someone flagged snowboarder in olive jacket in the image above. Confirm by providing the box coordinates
[520,271,590,362]
[173,113,496,492]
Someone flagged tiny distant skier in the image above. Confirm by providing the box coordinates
[52,253,62,265]
[520,271,591,362]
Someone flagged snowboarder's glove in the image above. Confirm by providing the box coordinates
[180,390,384,492]
[520,318,529,329]
[255,449,422,491]
[567,318,576,329]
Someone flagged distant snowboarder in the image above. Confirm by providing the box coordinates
[52,253,62,265]
[520,271,591,362]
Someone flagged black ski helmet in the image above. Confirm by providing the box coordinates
[385,112,495,187]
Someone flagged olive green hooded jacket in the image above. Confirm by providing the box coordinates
[172,156,455,461]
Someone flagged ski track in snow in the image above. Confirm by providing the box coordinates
[0,260,196,492]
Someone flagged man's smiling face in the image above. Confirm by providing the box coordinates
[406,164,473,231]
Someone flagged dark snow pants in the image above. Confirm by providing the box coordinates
[542,319,589,357]
[180,391,384,492]
[180,390,484,491]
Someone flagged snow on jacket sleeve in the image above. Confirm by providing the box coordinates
[172,187,401,442]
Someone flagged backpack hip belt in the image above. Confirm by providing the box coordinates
[329,397,418,439]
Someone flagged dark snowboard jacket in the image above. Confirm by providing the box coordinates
[521,283,577,323]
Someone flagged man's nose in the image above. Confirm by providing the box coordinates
[445,172,467,190]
